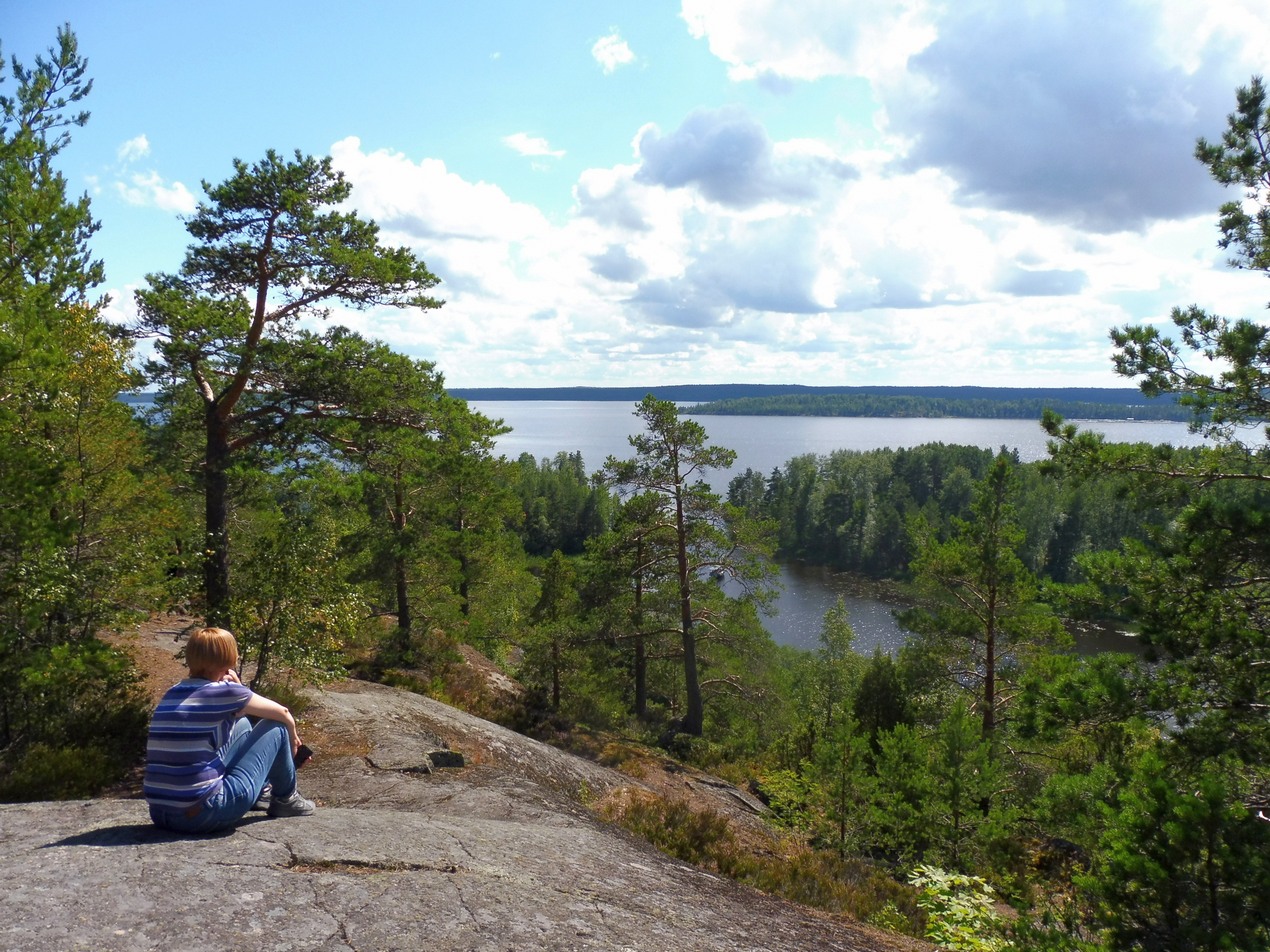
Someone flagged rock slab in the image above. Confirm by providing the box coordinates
[1,679,926,952]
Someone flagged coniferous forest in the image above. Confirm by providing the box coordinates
[2,27,1268,951]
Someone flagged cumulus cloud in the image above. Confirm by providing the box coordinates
[590,245,646,283]
[626,215,830,328]
[115,171,196,213]
[996,266,1089,298]
[575,168,651,231]
[332,137,548,244]
[683,0,1260,232]
[889,1,1237,231]
[680,0,936,82]
[116,134,150,163]
[592,32,636,74]
[317,91,1266,389]
[502,132,565,158]
[634,106,852,208]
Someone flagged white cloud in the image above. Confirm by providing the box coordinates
[116,135,150,163]
[331,136,565,319]
[680,0,936,82]
[592,32,636,74]
[681,0,1265,233]
[886,1,1239,231]
[502,132,566,158]
[634,106,846,208]
[115,171,196,213]
[321,86,1266,390]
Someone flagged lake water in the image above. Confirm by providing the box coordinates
[471,400,1209,492]
[472,400,1184,656]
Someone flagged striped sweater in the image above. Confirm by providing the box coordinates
[142,678,253,811]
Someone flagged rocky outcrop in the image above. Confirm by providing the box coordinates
[1,676,928,951]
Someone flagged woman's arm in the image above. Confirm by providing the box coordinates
[240,693,302,754]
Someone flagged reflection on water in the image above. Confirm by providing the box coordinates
[764,562,913,655]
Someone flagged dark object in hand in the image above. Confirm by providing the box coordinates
[294,744,313,768]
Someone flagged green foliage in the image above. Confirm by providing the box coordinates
[600,787,923,932]
[1193,76,1270,275]
[808,717,872,854]
[600,789,736,870]
[688,390,1188,422]
[867,901,914,933]
[339,391,518,658]
[518,551,581,715]
[233,489,367,688]
[516,451,613,556]
[868,724,935,862]
[762,444,999,575]
[1080,748,1269,952]
[904,453,1067,735]
[741,849,923,934]
[853,649,914,756]
[1038,77,1270,947]
[0,28,167,795]
[0,744,117,801]
[135,148,445,624]
[810,598,863,732]
[910,864,1010,952]
[756,766,817,832]
[0,639,149,800]
[929,699,1008,869]
[601,396,777,737]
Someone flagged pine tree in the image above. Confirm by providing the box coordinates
[136,153,443,624]
[602,396,775,737]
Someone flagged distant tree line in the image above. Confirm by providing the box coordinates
[687,391,1189,421]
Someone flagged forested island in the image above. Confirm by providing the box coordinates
[3,28,1267,952]
[683,388,1189,421]
[448,384,1190,422]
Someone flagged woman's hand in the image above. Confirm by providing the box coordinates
[219,668,241,684]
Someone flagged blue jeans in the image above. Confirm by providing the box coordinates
[150,717,297,834]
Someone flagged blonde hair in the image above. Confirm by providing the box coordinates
[186,627,239,679]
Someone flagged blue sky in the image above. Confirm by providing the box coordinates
[7,1,1270,388]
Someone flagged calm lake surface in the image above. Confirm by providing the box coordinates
[472,401,1192,656]
[472,400,1208,490]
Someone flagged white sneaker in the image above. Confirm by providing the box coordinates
[267,791,316,817]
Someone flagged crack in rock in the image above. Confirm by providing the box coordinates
[287,857,463,876]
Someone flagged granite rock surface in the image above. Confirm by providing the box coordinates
[1,672,928,951]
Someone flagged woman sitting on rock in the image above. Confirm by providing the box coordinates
[143,626,316,833]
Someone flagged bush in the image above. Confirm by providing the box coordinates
[0,638,149,800]
[756,767,816,832]
[597,787,924,936]
[0,743,122,801]
[910,864,1010,951]
[597,741,649,778]
[252,678,312,717]
[599,789,736,870]
[740,850,924,933]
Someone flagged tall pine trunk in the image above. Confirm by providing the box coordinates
[392,469,411,653]
[203,410,232,627]
[676,495,704,736]
[633,538,647,718]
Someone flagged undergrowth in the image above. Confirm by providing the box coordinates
[597,788,924,936]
